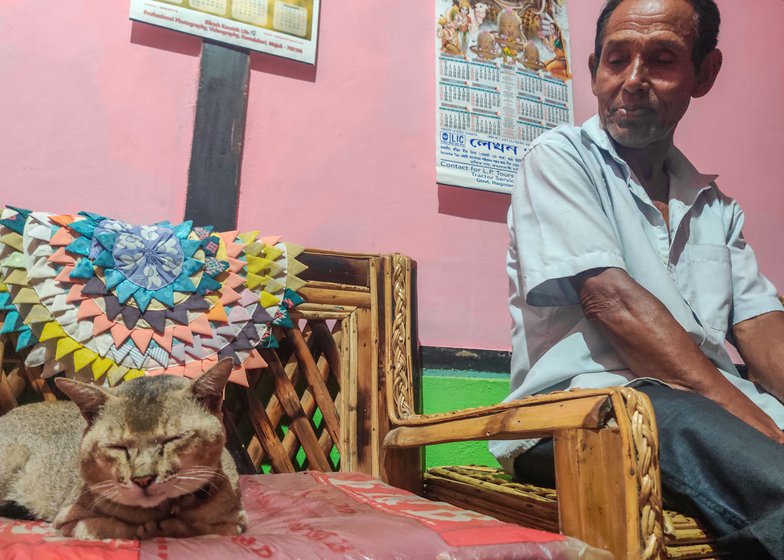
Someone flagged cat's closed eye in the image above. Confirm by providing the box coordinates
[160,433,188,446]
[105,444,131,459]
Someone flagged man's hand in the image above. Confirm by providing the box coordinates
[572,267,784,443]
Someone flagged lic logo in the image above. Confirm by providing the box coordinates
[441,132,464,146]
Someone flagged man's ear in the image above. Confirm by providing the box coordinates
[693,48,722,98]
[55,378,114,425]
[189,358,234,414]
[588,53,598,94]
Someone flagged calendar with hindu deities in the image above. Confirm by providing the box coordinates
[436,0,574,193]
[130,0,320,64]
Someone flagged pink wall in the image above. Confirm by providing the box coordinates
[1,0,783,351]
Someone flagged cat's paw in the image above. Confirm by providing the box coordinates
[71,521,100,540]
[158,518,193,538]
[136,520,160,540]
[53,504,88,535]
[236,509,248,533]
[52,506,73,530]
[56,520,78,538]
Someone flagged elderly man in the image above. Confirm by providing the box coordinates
[490,0,784,557]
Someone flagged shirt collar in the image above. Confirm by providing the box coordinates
[580,114,718,202]
[665,146,718,205]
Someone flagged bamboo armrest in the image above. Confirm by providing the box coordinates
[384,390,616,448]
[383,387,642,448]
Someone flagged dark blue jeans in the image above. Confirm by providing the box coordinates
[513,384,784,559]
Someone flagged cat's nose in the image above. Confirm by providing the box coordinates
[131,476,155,489]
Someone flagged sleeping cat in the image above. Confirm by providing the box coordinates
[0,358,246,540]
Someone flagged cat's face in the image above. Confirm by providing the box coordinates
[56,361,233,509]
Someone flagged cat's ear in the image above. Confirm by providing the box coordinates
[55,378,115,425]
[189,358,234,414]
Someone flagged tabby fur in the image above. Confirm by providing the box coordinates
[0,359,246,540]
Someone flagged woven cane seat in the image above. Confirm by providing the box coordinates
[424,466,724,559]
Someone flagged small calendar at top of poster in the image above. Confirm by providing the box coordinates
[436,0,574,193]
[130,0,320,64]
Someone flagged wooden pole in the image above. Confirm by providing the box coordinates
[184,40,250,230]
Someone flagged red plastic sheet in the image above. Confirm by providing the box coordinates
[0,472,611,560]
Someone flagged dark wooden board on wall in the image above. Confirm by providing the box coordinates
[184,40,250,230]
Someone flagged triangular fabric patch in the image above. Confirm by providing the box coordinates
[0,233,24,252]
[49,227,75,247]
[206,303,229,323]
[91,356,115,380]
[3,269,29,285]
[72,347,99,372]
[259,291,280,308]
[130,328,154,354]
[81,276,108,296]
[22,305,51,325]
[189,314,212,336]
[13,287,41,305]
[55,336,82,360]
[76,298,103,320]
[110,323,133,347]
[48,247,76,266]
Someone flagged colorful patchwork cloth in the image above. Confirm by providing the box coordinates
[0,206,307,386]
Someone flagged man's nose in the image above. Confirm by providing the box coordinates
[623,56,650,92]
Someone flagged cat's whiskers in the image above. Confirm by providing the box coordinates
[78,481,118,507]
[177,467,224,480]
[179,466,227,482]
[88,488,122,513]
[85,480,117,494]
[172,475,218,492]
[170,483,193,496]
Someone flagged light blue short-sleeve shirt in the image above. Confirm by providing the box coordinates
[490,115,784,471]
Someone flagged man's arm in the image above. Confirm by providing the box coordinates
[572,267,784,443]
[733,310,784,403]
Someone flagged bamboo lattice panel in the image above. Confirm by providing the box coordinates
[229,319,345,474]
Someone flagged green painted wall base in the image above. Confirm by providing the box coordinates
[422,370,509,470]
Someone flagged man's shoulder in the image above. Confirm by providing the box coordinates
[528,122,583,152]
[525,118,607,161]
[520,121,604,174]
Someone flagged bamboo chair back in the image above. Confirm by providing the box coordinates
[0,249,421,485]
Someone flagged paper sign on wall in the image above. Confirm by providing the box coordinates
[130,0,320,64]
[436,0,574,193]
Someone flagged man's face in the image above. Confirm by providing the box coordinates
[591,0,701,148]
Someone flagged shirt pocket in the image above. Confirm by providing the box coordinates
[684,244,732,335]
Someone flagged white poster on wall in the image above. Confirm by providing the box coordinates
[130,0,320,64]
[436,0,574,193]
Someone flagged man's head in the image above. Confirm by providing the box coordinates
[593,0,720,73]
[589,0,722,149]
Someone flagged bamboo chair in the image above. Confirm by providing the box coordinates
[0,248,715,559]
[422,396,723,560]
